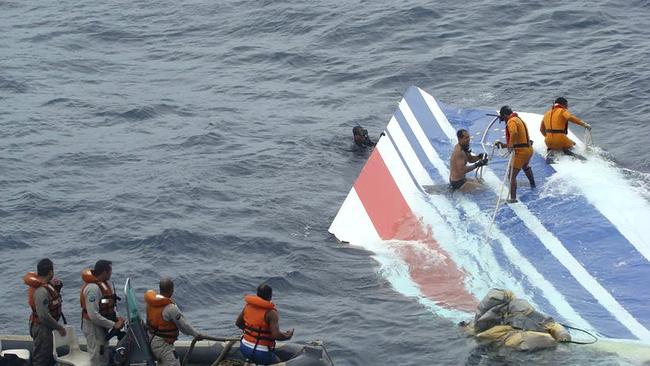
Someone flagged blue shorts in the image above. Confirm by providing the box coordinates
[239,340,279,365]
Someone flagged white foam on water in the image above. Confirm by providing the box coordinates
[368,238,472,321]
[550,152,650,262]
[518,110,650,262]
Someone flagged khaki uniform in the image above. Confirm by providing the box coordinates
[149,303,199,366]
[81,283,116,366]
[31,286,61,366]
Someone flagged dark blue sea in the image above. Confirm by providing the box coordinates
[2,1,650,365]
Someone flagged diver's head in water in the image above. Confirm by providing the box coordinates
[457,129,470,152]
[498,106,513,122]
[353,125,375,147]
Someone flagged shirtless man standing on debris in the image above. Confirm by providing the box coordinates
[449,129,488,192]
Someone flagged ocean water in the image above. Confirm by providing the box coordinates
[2,0,649,365]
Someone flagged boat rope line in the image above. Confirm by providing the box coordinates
[484,150,513,244]
[560,323,599,345]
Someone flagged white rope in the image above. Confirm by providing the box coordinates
[584,128,593,151]
[477,116,500,181]
[475,144,496,180]
[484,150,514,243]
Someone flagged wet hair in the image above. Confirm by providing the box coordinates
[37,258,53,276]
[353,126,368,137]
[456,129,468,140]
[554,97,568,107]
[93,260,112,276]
[499,106,513,118]
[257,283,273,301]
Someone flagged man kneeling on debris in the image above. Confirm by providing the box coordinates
[459,289,570,351]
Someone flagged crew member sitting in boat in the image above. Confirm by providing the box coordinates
[540,97,591,162]
[459,288,571,351]
[235,284,294,365]
[145,278,207,366]
[495,106,536,203]
[449,129,488,191]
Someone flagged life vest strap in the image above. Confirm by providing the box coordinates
[149,329,179,341]
[546,129,566,134]
[513,142,531,148]
[243,328,275,342]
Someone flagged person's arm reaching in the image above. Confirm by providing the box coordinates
[265,310,293,341]
[565,110,591,130]
[166,304,200,338]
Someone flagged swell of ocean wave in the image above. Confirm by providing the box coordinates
[2,0,649,364]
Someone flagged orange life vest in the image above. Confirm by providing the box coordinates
[542,104,569,134]
[242,295,277,348]
[24,272,62,325]
[144,290,179,344]
[79,268,116,320]
[505,113,531,148]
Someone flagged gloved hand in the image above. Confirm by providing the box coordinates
[585,123,592,130]
[494,141,505,149]
[477,153,486,160]
[474,158,488,168]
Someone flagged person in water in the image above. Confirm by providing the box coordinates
[145,278,207,366]
[540,97,591,156]
[235,284,294,365]
[449,129,488,191]
[495,106,536,203]
[352,125,378,148]
[24,258,66,366]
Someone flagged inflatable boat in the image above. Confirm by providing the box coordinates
[0,278,333,366]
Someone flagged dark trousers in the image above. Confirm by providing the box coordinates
[30,323,55,366]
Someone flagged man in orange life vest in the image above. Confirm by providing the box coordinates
[496,106,536,203]
[24,258,66,366]
[80,260,125,366]
[540,97,591,154]
[235,284,294,365]
[145,278,207,366]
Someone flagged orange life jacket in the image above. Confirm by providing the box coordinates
[542,104,569,134]
[505,113,531,148]
[79,268,116,320]
[242,295,277,348]
[24,272,62,325]
[144,290,179,344]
